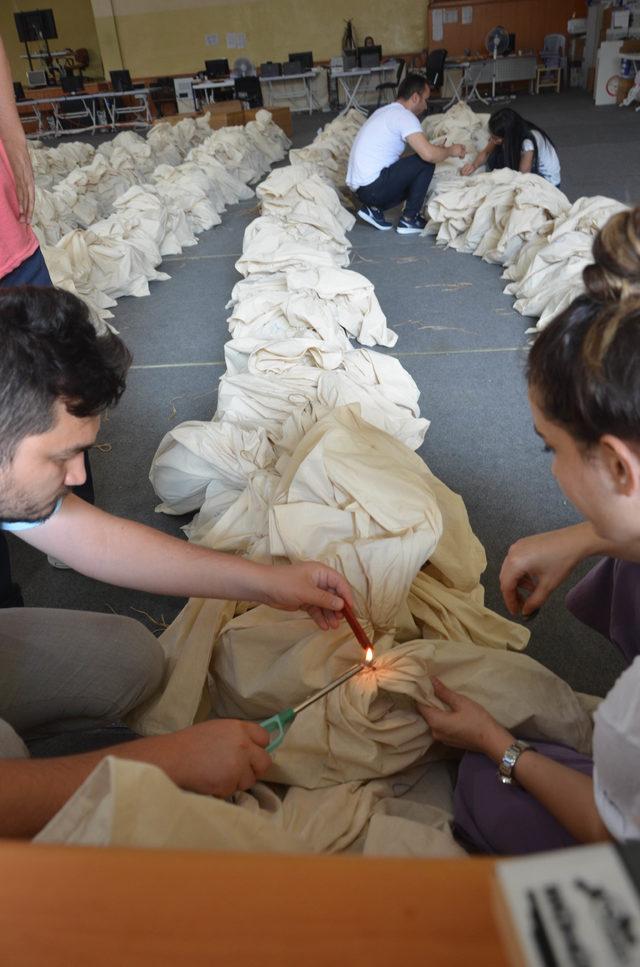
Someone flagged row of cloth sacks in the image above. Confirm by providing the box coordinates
[36,112,598,856]
[31,112,290,330]
[420,103,628,330]
[28,112,283,190]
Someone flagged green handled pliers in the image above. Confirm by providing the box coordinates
[260,660,367,754]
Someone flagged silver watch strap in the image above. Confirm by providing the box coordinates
[498,740,531,785]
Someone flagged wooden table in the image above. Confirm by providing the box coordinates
[0,843,509,966]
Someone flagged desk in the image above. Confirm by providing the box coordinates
[0,843,509,967]
[192,78,235,109]
[444,55,537,108]
[19,88,153,138]
[260,69,320,115]
[331,64,397,115]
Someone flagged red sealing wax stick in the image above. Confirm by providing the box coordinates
[341,600,372,652]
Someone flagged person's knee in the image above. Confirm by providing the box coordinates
[105,616,165,710]
[415,158,435,177]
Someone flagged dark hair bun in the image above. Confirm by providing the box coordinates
[584,207,640,302]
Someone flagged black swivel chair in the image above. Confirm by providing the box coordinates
[234,77,263,108]
[423,48,448,113]
[150,77,176,117]
[425,48,448,91]
[373,60,406,111]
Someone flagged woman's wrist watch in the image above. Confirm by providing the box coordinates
[497,740,531,786]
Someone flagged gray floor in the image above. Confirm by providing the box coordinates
[11,90,640,695]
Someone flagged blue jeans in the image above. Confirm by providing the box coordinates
[356,155,435,219]
[1,245,52,286]
[0,248,94,607]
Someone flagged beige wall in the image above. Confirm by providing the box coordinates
[1,0,104,83]
[92,0,427,77]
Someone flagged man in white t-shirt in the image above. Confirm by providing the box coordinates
[346,73,466,235]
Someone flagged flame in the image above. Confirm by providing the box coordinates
[365,646,374,665]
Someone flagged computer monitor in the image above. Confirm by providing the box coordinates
[288,51,313,72]
[14,9,57,43]
[110,69,132,92]
[61,74,84,94]
[205,59,230,79]
[357,45,382,68]
[26,69,47,88]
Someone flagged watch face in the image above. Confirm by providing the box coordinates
[503,748,518,768]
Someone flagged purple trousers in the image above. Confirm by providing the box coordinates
[453,558,640,854]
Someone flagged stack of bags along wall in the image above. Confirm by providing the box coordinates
[420,102,628,331]
[28,111,290,330]
[36,110,597,857]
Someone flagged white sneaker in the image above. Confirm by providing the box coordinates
[47,555,71,570]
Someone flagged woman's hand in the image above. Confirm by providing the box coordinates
[258,561,354,631]
[499,525,594,617]
[418,677,513,759]
[459,162,476,176]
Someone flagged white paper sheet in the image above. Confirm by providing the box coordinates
[432,9,444,42]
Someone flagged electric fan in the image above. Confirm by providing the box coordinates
[233,57,255,77]
[485,26,510,100]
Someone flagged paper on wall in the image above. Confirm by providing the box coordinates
[432,9,444,42]
[443,9,459,24]
[462,6,473,25]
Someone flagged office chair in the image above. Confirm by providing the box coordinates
[234,77,263,108]
[374,60,406,110]
[425,48,448,90]
[150,77,176,117]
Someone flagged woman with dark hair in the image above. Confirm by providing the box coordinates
[418,207,640,854]
[460,107,561,186]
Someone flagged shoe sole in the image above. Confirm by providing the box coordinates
[357,209,392,231]
[47,555,71,569]
[396,224,424,235]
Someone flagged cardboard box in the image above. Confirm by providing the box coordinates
[621,39,640,53]
[203,99,243,114]
[207,110,245,129]
[241,105,293,137]
[617,76,635,104]
[151,111,201,126]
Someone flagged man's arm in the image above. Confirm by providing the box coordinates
[405,132,466,165]
[19,495,353,625]
[0,34,35,222]
[0,718,272,838]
